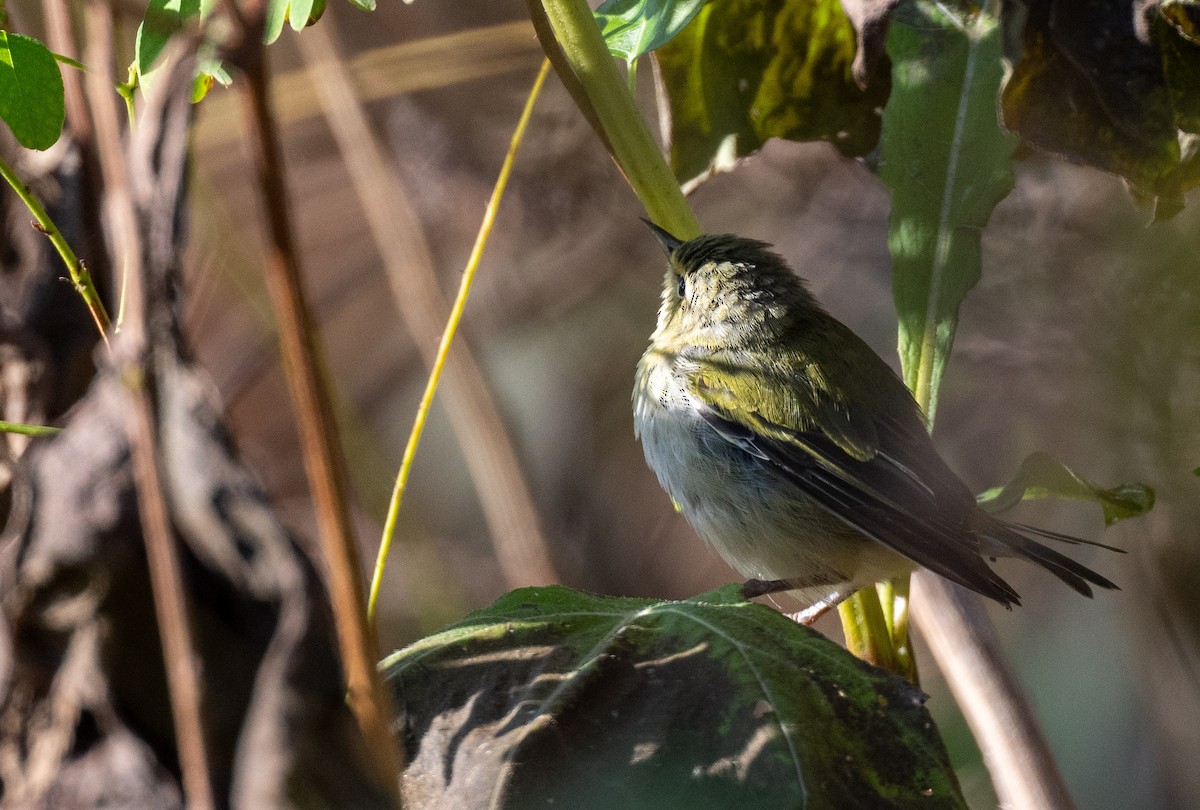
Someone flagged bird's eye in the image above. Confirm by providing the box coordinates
[676,274,687,300]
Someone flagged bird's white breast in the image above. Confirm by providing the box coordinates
[633,348,911,597]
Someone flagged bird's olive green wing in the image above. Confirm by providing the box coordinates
[690,367,1020,606]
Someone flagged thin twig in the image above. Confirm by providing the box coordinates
[81,3,214,807]
[127,391,216,809]
[912,574,1077,809]
[365,58,553,618]
[294,21,560,600]
[0,154,110,343]
[235,25,402,798]
[40,0,92,143]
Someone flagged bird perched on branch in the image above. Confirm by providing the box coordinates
[633,225,1117,623]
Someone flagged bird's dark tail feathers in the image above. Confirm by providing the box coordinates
[987,520,1120,598]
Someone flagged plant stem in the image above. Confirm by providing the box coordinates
[913,574,1077,809]
[837,590,899,672]
[0,152,111,342]
[526,0,699,240]
[237,34,401,799]
[0,420,62,436]
[368,59,553,620]
[878,577,917,681]
[80,2,212,804]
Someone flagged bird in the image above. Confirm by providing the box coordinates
[632,224,1118,623]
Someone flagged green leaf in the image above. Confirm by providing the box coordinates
[880,1,1016,421]
[384,585,967,809]
[344,0,376,10]
[977,451,1155,526]
[265,0,326,39]
[264,0,289,45]
[0,32,65,150]
[192,55,231,103]
[307,0,327,26]
[288,0,314,32]
[1002,1,1200,218]
[134,0,202,77]
[656,0,889,190]
[594,0,709,65]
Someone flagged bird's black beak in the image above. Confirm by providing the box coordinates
[641,218,684,256]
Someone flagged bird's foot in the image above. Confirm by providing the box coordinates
[785,588,855,626]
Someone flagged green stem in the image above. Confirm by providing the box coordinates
[883,315,943,683]
[879,577,917,681]
[527,0,700,240]
[0,152,111,340]
[837,591,898,673]
[0,420,62,437]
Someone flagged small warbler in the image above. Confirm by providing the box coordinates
[633,225,1117,622]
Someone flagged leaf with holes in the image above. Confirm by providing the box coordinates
[384,585,966,809]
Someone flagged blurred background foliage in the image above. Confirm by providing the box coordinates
[156,0,1200,806]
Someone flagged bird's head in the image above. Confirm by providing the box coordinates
[644,224,816,354]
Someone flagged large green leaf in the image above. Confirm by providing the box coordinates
[0,32,65,150]
[384,585,967,809]
[656,0,890,190]
[1002,0,1200,218]
[595,0,710,65]
[977,451,1155,526]
[880,1,1016,421]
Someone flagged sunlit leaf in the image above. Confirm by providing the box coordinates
[0,32,65,150]
[265,0,330,44]
[656,0,889,190]
[594,0,709,64]
[192,55,231,103]
[288,0,314,32]
[977,451,1155,526]
[385,585,967,808]
[880,1,1015,421]
[264,0,289,45]
[134,0,202,77]
[307,0,327,26]
[344,0,376,10]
